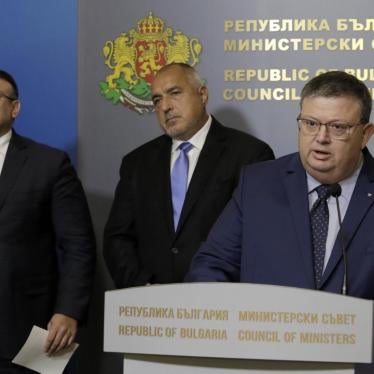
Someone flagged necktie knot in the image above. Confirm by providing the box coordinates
[315,184,331,200]
[178,142,193,153]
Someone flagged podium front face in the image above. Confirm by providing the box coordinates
[123,354,354,374]
[104,283,373,373]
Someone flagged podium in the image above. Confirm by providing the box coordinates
[104,283,373,373]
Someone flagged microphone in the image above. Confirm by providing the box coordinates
[329,183,341,199]
[329,183,348,295]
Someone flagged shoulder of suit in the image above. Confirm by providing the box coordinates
[12,132,69,160]
[212,120,270,147]
[122,134,170,160]
[217,126,275,158]
[242,152,297,173]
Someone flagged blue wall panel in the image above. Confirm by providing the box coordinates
[0,0,77,162]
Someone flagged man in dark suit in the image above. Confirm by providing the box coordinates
[0,70,96,372]
[185,71,374,372]
[103,63,274,288]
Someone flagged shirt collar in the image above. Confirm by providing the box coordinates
[0,129,12,154]
[306,154,363,201]
[172,115,212,153]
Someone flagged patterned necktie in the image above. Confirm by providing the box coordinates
[310,184,331,286]
[171,142,193,230]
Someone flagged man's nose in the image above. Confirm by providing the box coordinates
[315,124,331,143]
[159,96,172,112]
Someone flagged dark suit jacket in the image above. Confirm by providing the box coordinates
[0,131,96,359]
[103,117,274,288]
[186,149,374,373]
[186,150,374,299]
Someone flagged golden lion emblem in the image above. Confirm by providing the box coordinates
[99,11,203,114]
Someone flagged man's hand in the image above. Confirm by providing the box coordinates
[44,313,77,355]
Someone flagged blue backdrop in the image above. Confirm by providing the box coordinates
[0,0,77,163]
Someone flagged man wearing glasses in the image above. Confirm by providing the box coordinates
[186,71,374,372]
[187,71,374,295]
[0,70,96,373]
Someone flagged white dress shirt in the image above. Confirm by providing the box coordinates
[0,130,12,175]
[170,115,212,186]
[307,158,363,271]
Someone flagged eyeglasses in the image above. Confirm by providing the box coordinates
[0,92,17,101]
[297,116,363,140]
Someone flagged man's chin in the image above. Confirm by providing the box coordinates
[165,126,184,139]
[307,165,338,183]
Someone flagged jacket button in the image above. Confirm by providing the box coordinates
[171,247,179,254]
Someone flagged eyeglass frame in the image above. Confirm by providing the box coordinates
[296,115,365,139]
[0,92,17,102]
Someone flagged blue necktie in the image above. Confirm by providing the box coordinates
[310,184,331,286]
[171,142,193,230]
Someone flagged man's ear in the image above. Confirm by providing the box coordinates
[362,123,374,149]
[199,86,208,105]
[11,100,21,120]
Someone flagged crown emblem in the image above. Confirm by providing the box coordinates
[137,12,164,34]
[99,11,203,114]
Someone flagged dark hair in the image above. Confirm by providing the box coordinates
[300,71,372,123]
[0,70,19,99]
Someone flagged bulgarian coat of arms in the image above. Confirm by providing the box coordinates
[99,11,203,114]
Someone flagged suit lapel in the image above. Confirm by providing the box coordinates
[156,136,175,235]
[0,131,28,211]
[321,151,374,287]
[283,154,315,288]
[175,120,226,235]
